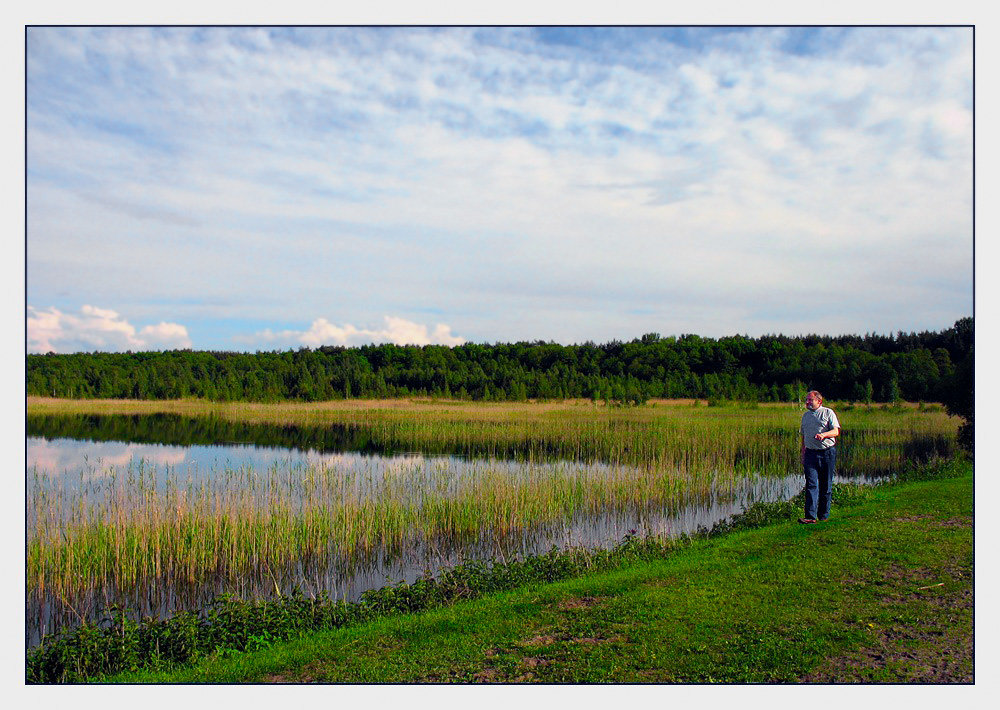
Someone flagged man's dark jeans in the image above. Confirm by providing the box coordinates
[803,446,837,521]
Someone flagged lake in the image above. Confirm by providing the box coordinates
[26,413,870,646]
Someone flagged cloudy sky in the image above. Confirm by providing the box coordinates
[26,26,973,353]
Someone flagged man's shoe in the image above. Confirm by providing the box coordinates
[798,518,817,524]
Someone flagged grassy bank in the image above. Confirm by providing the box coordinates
[96,457,971,684]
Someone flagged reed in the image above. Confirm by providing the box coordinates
[27,397,957,469]
[28,457,710,601]
[26,398,957,642]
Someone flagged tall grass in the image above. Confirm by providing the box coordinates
[27,456,723,625]
[27,396,956,470]
[26,398,957,644]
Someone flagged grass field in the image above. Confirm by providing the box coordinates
[102,458,972,683]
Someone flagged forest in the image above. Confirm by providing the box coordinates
[27,318,972,406]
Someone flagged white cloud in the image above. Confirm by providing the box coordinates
[27,305,192,353]
[26,27,972,345]
[252,315,465,348]
[678,63,718,95]
[139,321,193,348]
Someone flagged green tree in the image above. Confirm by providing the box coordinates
[941,346,974,452]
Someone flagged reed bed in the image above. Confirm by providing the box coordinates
[28,457,721,606]
[27,396,958,470]
[26,398,957,642]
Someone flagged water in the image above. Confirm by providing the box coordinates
[26,415,879,647]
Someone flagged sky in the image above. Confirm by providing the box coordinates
[25,25,974,353]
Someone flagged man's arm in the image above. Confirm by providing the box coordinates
[814,427,840,441]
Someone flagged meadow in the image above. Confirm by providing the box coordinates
[26,397,957,648]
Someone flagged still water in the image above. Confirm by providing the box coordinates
[26,415,870,646]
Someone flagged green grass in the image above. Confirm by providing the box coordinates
[104,458,973,684]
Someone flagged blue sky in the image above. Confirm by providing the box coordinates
[26,26,973,353]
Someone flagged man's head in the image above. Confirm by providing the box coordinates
[805,391,823,411]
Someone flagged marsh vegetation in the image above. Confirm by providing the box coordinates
[26,398,957,649]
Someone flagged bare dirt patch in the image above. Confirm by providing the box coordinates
[261,663,322,683]
[802,565,972,683]
[875,563,972,604]
[519,633,560,647]
[557,595,605,610]
[638,668,673,681]
[522,657,551,668]
[571,635,625,645]
[925,587,972,609]
[894,514,971,529]
[937,516,972,528]
[472,668,500,682]
[801,624,972,683]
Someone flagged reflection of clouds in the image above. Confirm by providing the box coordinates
[27,438,188,477]
[28,438,617,492]
[29,438,441,483]
[301,449,427,475]
[192,445,366,471]
[135,447,188,466]
[301,450,361,467]
[382,454,427,476]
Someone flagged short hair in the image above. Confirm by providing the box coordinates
[807,390,823,402]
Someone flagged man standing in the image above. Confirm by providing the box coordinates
[799,390,840,524]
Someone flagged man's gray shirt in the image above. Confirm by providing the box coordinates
[801,406,840,450]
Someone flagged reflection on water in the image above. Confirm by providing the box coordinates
[27,411,610,462]
[28,436,432,482]
[26,417,886,648]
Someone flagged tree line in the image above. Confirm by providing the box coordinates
[26,318,972,406]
